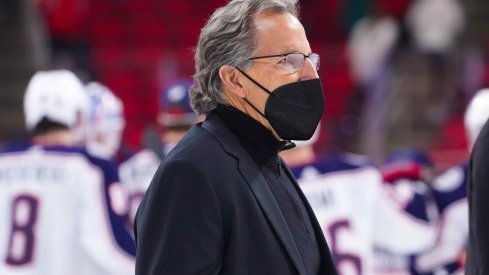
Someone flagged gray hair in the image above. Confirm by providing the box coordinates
[190,0,299,115]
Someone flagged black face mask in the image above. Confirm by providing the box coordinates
[237,68,325,140]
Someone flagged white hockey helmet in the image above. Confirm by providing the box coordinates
[24,70,89,132]
[464,88,489,148]
[85,82,125,159]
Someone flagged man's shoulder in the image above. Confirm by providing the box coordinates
[171,115,240,156]
[0,142,88,161]
[156,122,244,187]
[167,124,229,164]
[0,140,32,154]
[291,152,372,178]
[0,143,112,182]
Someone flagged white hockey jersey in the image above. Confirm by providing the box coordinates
[119,149,161,228]
[290,156,436,275]
[415,163,469,274]
[0,143,135,275]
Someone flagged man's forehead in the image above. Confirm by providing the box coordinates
[253,12,309,54]
[254,11,301,32]
[280,41,311,53]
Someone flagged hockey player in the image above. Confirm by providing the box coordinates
[281,129,436,275]
[85,82,125,161]
[0,70,135,275]
[415,88,489,274]
[377,150,438,274]
[119,79,200,229]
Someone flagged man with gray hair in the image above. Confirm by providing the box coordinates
[135,0,337,274]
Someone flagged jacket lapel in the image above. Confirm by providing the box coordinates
[201,114,307,275]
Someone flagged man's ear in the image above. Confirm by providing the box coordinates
[219,65,246,98]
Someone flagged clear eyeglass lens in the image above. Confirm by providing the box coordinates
[286,53,304,71]
[286,53,320,71]
[309,53,320,71]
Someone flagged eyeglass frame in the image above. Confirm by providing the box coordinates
[247,52,320,72]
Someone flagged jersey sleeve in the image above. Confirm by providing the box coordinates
[373,183,437,254]
[415,199,468,272]
[78,158,135,274]
[96,158,136,255]
[119,150,161,229]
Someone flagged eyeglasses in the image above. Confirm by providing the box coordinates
[248,52,320,73]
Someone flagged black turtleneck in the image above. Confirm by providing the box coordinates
[214,104,321,275]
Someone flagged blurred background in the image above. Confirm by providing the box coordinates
[1,0,488,170]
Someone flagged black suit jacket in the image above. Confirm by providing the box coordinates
[466,117,489,275]
[135,113,337,275]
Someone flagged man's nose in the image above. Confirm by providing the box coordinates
[299,58,319,81]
